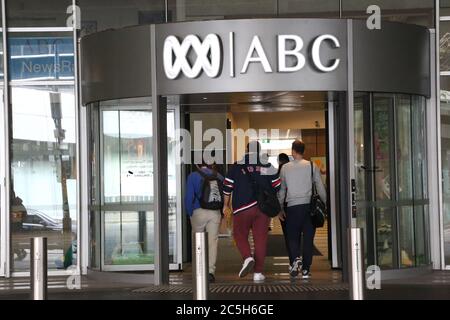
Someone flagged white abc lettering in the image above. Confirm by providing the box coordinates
[163,34,221,79]
[277,35,305,72]
[241,36,272,73]
[311,35,341,72]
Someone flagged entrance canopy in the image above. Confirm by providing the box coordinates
[81,18,430,105]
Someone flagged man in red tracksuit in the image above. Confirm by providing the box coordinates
[222,141,280,282]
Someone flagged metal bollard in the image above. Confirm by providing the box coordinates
[30,237,48,300]
[349,228,364,300]
[193,232,209,300]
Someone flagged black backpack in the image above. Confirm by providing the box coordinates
[242,165,281,218]
[196,168,224,210]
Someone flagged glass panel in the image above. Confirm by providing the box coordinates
[104,211,154,265]
[8,33,75,81]
[119,111,153,203]
[7,0,73,27]
[440,76,450,266]
[396,95,413,200]
[102,110,121,203]
[440,22,450,72]
[354,93,370,265]
[411,96,427,200]
[342,0,435,27]
[376,207,394,269]
[373,95,394,201]
[99,98,178,267]
[278,0,340,18]
[170,0,277,22]
[398,206,415,268]
[78,0,166,36]
[10,85,77,272]
[414,205,428,266]
[170,0,339,21]
[354,95,366,203]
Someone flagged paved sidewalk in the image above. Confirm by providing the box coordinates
[0,271,449,300]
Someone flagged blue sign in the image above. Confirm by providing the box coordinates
[8,37,75,81]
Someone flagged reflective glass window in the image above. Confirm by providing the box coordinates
[7,0,73,27]
[342,0,435,27]
[78,0,166,36]
[10,85,78,272]
[8,33,75,81]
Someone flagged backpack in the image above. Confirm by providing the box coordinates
[196,168,224,210]
[242,165,281,218]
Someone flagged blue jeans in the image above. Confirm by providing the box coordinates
[285,204,316,270]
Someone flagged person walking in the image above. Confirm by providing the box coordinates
[185,162,224,283]
[223,141,280,282]
[278,140,326,279]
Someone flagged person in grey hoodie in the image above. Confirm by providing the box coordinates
[278,139,326,279]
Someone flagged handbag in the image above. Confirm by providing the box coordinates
[310,161,327,228]
[243,165,281,218]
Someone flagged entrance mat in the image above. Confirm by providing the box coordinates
[133,283,348,294]
[266,235,322,257]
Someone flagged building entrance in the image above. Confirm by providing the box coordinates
[181,91,342,281]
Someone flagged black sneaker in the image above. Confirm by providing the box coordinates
[289,257,302,277]
[208,273,216,283]
[301,269,311,279]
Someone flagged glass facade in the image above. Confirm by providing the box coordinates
[0,0,441,277]
[10,85,77,272]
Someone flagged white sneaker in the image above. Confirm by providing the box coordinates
[253,273,266,282]
[239,257,255,278]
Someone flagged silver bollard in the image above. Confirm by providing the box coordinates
[349,228,364,300]
[193,232,209,300]
[30,237,48,300]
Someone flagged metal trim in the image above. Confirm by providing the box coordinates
[1,0,10,278]
[328,99,339,268]
[7,27,73,32]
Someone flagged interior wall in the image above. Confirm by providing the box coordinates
[247,110,326,130]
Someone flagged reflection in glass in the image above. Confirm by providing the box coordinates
[99,101,178,268]
[356,92,429,269]
[376,208,394,269]
[78,0,166,36]
[342,0,434,27]
[7,0,73,27]
[396,95,413,200]
[398,206,415,268]
[8,34,74,81]
[440,76,450,266]
[10,85,77,272]
[373,95,393,201]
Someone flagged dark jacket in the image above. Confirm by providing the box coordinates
[223,153,281,215]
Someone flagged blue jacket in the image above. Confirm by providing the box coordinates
[223,154,281,215]
[185,167,224,217]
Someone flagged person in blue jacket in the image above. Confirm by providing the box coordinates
[185,162,224,283]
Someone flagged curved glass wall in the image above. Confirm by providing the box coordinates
[354,92,430,269]
[87,97,181,271]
